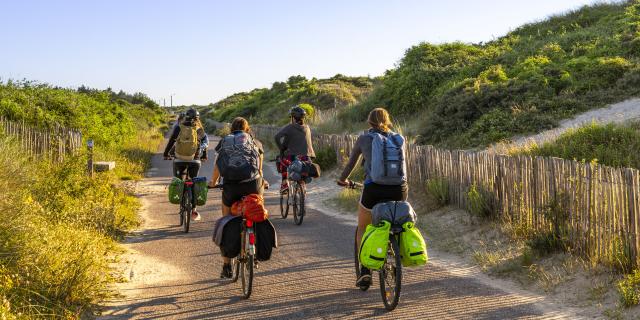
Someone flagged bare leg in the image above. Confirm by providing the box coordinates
[356,204,372,253]
[221,204,232,264]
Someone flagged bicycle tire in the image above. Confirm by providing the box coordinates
[379,235,402,311]
[241,254,254,299]
[183,187,191,233]
[354,227,369,291]
[280,192,289,219]
[293,183,305,225]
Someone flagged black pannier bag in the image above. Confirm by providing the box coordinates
[219,216,242,258]
[254,219,278,261]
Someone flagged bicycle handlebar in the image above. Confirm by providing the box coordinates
[339,180,362,189]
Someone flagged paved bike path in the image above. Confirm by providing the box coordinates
[102,137,576,319]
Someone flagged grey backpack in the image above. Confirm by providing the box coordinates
[287,159,304,181]
[367,132,406,185]
[216,132,260,183]
[372,201,417,226]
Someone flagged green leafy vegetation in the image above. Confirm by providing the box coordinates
[205,74,378,127]
[425,177,450,207]
[214,1,640,148]
[617,269,640,307]
[0,82,166,318]
[314,146,338,171]
[516,121,640,170]
[466,184,496,219]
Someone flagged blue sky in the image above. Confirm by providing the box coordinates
[0,0,611,105]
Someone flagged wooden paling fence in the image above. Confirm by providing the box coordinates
[0,117,83,161]
[253,124,640,267]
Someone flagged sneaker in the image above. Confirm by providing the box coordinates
[191,210,201,221]
[356,266,372,287]
[220,263,232,279]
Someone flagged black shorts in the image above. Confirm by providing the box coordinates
[173,161,201,179]
[222,178,264,207]
[360,182,408,210]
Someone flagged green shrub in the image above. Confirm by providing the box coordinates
[617,269,640,307]
[297,103,315,118]
[520,122,640,170]
[467,184,496,219]
[214,124,231,137]
[425,177,449,207]
[0,82,163,318]
[314,146,337,171]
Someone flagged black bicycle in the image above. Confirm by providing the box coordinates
[210,183,257,299]
[345,181,403,311]
[278,158,306,225]
[179,178,195,233]
[167,157,196,234]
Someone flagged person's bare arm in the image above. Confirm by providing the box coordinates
[338,136,364,183]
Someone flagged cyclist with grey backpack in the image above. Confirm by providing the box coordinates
[337,107,408,288]
[208,117,268,278]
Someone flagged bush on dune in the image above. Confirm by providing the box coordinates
[0,82,165,319]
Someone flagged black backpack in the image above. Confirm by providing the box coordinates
[220,217,242,258]
[254,219,278,261]
[216,132,260,183]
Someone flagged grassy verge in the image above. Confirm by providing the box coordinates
[0,129,163,319]
[417,179,640,317]
[513,121,640,170]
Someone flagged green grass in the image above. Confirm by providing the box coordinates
[386,1,640,148]
[516,121,640,170]
[617,269,640,307]
[205,75,378,126]
[0,83,166,319]
[332,188,361,213]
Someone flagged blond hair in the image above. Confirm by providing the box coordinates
[368,107,393,132]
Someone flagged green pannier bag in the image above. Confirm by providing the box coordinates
[400,222,428,267]
[193,176,208,206]
[359,220,391,270]
[168,177,184,204]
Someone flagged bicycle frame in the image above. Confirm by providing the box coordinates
[241,219,256,257]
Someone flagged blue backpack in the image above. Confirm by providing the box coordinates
[367,131,406,185]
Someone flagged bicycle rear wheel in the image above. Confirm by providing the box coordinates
[183,188,192,233]
[292,183,305,225]
[380,235,402,311]
[240,254,254,299]
[280,192,289,219]
[354,228,369,291]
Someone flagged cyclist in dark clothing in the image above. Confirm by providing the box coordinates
[164,108,209,221]
[274,106,315,193]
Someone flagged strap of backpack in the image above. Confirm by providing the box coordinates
[383,136,388,177]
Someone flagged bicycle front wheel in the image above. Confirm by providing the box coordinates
[380,235,402,311]
[292,183,305,226]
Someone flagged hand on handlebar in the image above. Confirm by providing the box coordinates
[164,156,173,160]
[338,179,362,189]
